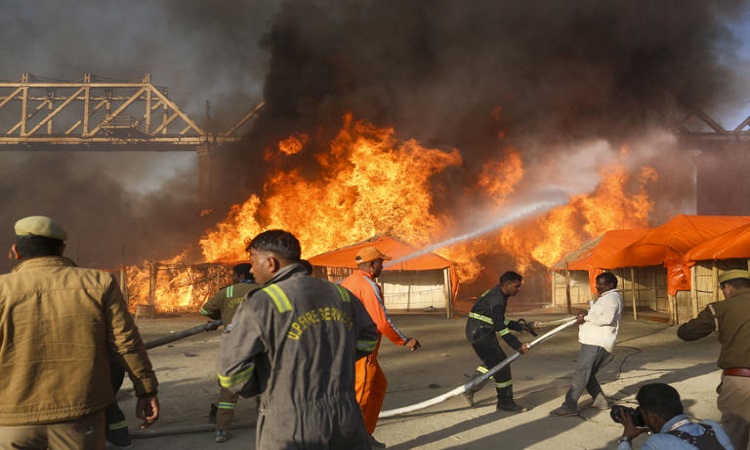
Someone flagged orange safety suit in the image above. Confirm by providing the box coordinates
[341,269,408,433]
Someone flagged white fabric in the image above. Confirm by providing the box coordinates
[578,288,623,352]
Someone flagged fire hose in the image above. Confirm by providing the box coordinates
[378,317,578,418]
[143,319,223,350]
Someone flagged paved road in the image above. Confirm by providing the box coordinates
[121,310,724,449]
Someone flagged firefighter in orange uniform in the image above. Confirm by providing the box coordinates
[340,246,421,449]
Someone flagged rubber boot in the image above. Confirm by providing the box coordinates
[462,371,489,407]
[496,386,526,412]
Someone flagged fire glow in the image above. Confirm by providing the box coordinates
[126,114,656,313]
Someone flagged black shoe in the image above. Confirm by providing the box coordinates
[105,427,132,449]
[496,399,527,412]
[462,390,475,407]
[367,434,386,448]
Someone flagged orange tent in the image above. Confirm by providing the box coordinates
[609,215,750,294]
[552,228,651,292]
[685,222,750,263]
[308,235,460,310]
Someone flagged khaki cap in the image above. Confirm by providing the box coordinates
[355,246,392,264]
[718,269,750,284]
[14,216,67,241]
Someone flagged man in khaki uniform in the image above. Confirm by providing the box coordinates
[678,269,750,450]
[0,216,159,450]
[201,263,259,443]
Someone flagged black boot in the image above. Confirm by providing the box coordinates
[496,386,527,412]
[462,371,489,407]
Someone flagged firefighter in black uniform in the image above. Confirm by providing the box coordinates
[464,271,531,412]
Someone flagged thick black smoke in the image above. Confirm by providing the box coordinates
[1,0,749,273]
[229,0,749,217]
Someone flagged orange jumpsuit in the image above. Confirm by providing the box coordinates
[341,270,408,433]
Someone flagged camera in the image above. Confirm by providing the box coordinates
[610,405,646,428]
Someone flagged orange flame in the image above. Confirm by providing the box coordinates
[128,114,658,312]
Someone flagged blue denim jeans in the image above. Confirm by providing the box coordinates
[563,344,609,410]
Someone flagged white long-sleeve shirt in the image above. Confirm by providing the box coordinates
[578,288,623,352]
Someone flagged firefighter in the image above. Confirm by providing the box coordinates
[217,230,378,449]
[201,263,259,443]
[340,246,422,449]
[0,216,159,449]
[463,270,530,412]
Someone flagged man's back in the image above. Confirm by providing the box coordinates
[0,256,138,424]
[639,417,734,450]
[219,266,376,449]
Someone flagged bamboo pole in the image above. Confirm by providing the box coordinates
[668,294,677,325]
[690,265,699,319]
[712,265,720,301]
[564,266,572,315]
[630,267,638,321]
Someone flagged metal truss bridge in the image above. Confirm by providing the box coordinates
[0,73,263,152]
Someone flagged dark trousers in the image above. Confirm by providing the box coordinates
[106,354,131,447]
[469,329,513,399]
[563,344,609,409]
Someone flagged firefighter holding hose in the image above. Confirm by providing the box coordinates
[200,263,259,443]
[463,270,531,412]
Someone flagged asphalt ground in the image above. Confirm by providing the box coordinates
[119,308,725,449]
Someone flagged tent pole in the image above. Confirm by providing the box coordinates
[712,265,720,301]
[668,294,677,325]
[564,265,572,315]
[630,267,638,321]
[690,265,699,319]
[443,268,452,319]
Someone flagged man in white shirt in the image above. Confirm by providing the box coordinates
[551,271,623,416]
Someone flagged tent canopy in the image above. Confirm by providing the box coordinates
[608,215,750,269]
[551,215,750,296]
[685,222,750,264]
[552,229,651,272]
[308,234,453,271]
[308,234,460,304]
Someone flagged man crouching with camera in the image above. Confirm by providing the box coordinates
[614,383,734,449]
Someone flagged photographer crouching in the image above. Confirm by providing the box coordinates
[614,383,734,449]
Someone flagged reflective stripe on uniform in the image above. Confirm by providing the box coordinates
[108,420,128,431]
[477,366,489,374]
[263,284,292,312]
[333,284,350,302]
[218,366,254,389]
[495,379,512,388]
[469,312,494,325]
[357,339,377,353]
[218,401,237,410]
[226,285,234,298]
[200,306,212,316]
[496,327,510,336]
